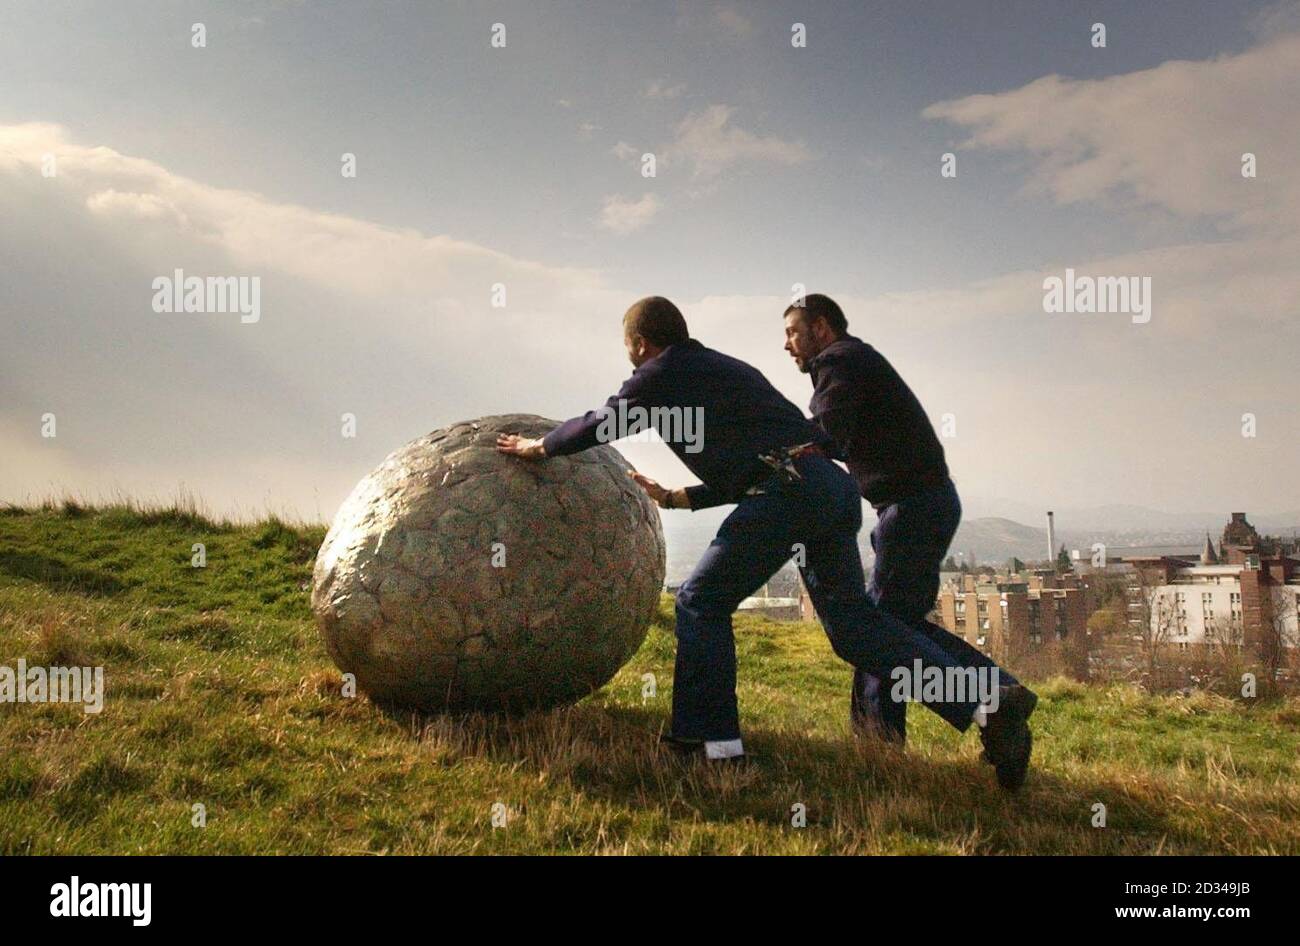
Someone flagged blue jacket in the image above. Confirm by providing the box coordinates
[807,335,949,508]
[543,339,830,509]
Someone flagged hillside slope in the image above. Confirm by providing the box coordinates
[1,503,1298,854]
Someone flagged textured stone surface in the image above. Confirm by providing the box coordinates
[311,414,666,712]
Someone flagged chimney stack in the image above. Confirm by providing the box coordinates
[1046,511,1057,564]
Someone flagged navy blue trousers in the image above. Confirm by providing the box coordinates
[671,456,989,742]
[828,478,1016,742]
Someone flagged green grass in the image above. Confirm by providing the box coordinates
[1,502,1298,854]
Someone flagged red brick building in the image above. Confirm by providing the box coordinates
[935,571,1090,655]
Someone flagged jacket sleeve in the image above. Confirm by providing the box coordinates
[811,354,867,461]
[683,483,729,511]
[541,370,649,458]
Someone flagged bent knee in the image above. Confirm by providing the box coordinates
[675,583,735,623]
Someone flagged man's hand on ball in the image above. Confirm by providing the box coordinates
[496,433,547,460]
[629,471,686,509]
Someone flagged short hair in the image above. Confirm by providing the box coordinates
[785,293,848,336]
[623,296,690,347]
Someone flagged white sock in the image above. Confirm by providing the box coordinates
[704,738,745,759]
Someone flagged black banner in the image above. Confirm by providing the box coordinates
[0,855,1281,931]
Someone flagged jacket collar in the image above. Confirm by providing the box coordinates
[634,337,701,374]
[807,334,862,379]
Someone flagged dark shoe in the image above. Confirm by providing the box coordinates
[978,685,1038,791]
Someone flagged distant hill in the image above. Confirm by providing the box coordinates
[950,517,1050,565]
[961,497,1300,536]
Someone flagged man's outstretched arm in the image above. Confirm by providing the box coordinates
[496,372,648,461]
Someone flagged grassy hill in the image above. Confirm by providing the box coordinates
[1,502,1298,855]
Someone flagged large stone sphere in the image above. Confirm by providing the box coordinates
[311,414,666,712]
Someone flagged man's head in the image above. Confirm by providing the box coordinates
[783,293,847,372]
[623,295,689,367]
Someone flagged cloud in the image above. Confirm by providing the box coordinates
[923,33,1300,235]
[610,141,639,162]
[914,30,1300,345]
[838,238,1297,334]
[663,105,812,180]
[645,78,687,100]
[597,193,661,235]
[0,123,612,310]
[0,122,635,518]
[85,189,189,225]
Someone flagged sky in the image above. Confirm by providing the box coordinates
[1,0,1297,531]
